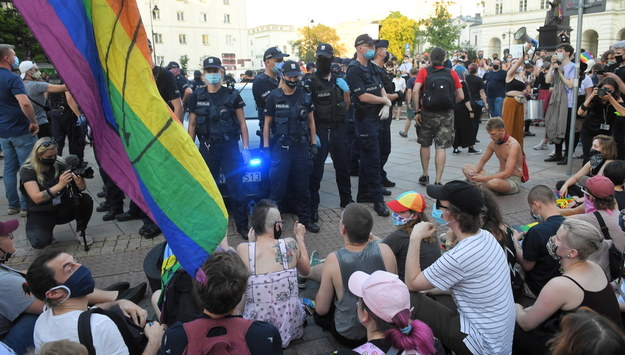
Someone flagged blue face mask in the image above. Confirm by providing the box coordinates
[204,73,221,85]
[431,206,447,226]
[63,265,95,298]
[392,212,414,226]
[272,61,284,75]
[364,49,375,60]
[12,56,19,69]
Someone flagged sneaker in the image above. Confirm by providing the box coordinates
[7,208,19,215]
[533,142,547,150]
[418,175,429,186]
[452,148,461,154]
[76,233,94,246]
[468,148,482,155]
[399,131,408,138]
[297,276,307,289]
[19,209,27,218]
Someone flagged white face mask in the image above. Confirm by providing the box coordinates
[556,53,564,62]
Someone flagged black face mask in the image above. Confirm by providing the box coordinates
[0,247,13,264]
[616,55,624,64]
[316,56,332,76]
[273,223,282,239]
[285,79,299,89]
[40,158,56,166]
[493,65,500,70]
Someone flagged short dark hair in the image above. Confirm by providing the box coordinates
[430,48,446,67]
[528,185,556,205]
[193,251,249,315]
[251,199,277,235]
[556,44,574,57]
[342,203,373,243]
[0,44,14,60]
[447,202,481,234]
[603,160,625,187]
[24,249,63,301]
[486,117,505,131]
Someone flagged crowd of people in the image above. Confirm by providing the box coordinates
[3,30,625,354]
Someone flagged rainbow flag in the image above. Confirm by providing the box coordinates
[13,0,228,276]
[580,51,593,63]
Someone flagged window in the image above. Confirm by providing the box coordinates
[202,34,209,45]
[225,35,233,45]
[223,14,230,23]
[176,11,184,21]
[152,9,160,20]
[200,13,207,22]
[495,0,503,14]
[153,33,163,44]
[156,56,164,64]
[179,34,187,44]
[519,0,527,12]
[540,0,549,9]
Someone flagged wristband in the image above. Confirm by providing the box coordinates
[580,104,588,111]
[46,188,55,197]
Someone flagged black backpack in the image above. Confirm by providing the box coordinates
[422,67,455,111]
[159,268,202,326]
[594,211,625,281]
[77,305,147,355]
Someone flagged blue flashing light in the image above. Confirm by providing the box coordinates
[249,158,262,167]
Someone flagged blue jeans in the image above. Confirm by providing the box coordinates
[487,97,504,118]
[0,314,38,355]
[0,134,36,210]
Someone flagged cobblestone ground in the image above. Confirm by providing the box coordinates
[2,119,578,354]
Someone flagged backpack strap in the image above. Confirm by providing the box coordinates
[594,211,612,240]
[79,306,143,355]
[278,239,289,270]
[78,309,96,355]
[247,242,256,274]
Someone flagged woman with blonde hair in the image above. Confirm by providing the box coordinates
[19,137,93,248]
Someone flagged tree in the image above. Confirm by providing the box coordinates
[179,55,189,73]
[0,1,47,62]
[418,1,461,52]
[379,12,418,60]
[292,24,346,63]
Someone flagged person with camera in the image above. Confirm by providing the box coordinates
[19,138,94,248]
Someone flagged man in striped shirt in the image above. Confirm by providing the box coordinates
[405,181,515,354]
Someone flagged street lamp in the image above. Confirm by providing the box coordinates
[148,0,159,63]
[307,18,314,62]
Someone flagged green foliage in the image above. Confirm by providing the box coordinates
[292,24,346,62]
[379,11,418,60]
[179,55,189,72]
[0,1,47,62]
[418,1,461,52]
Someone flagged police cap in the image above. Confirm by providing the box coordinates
[354,34,374,47]
[316,43,334,58]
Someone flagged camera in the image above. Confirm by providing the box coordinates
[64,154,94,179]
[597,87,610,97]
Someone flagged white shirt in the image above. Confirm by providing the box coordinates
[398,61,413,74]
[423,229,516,355]
[34,307,129,355]
[578,75,594,95]
[392,77,406,93]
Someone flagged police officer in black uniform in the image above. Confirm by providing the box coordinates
[345,34,391,217]
[306,44,354,222]
[190,70,204,91]
[167,61,192,104]
[188,57,251,238]
[263,60,320,232]
[372,40,398,189]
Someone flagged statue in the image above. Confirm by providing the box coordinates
[545,1,564,26]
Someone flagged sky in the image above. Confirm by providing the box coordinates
[245,0,480,28]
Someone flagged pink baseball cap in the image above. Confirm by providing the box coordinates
[0,219,18,236]
[348,270,410,323]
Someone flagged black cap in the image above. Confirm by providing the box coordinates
[244,69,254,76]
[193,70,202,76]
[354,34,374,47]
[166,61,180,70]
[306,62,316,70]
[332,57,343,64]
[374,39,389,48]
[282,60,302,77]
[202,57,224,70]
[264,47,289,60]
[316,43,334,58]
[426,180,484,216]
[341,58,351,65]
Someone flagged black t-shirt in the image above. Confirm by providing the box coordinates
[533,72,550,90]
[382,229,441,282]
[158,314,282,355]
[19,160,67,211]
[152,66,181,110]
[466,74,484,102]
[582,97,620,130]
[252,73,279,121]
[522,215,565,295]
[615,190,625,210]
[484,69,506,98]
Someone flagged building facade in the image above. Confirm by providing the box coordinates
[478,0,625,58]
[137,0,251,74]
[248,24,299,68]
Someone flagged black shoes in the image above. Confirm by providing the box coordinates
[418,175,429,186]
[116,282,147,304]
[312,210,319,223]
[340,199,355,208]
[356,194,375,203]
[140,224,161,239]
[557,158,568,165]
[305,222,320,233]
[544,155,562,162]
[103,209,123,221]
[524,131,536,136]
[115,211,141,222]
[382,188,392,196]
[382,179,396,187]
[374,202,390,217]
[102,281,130,292]
[96,202,111,213]
[97,190,106,198]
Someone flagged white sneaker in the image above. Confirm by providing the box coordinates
[533,142,547,150]
[76,234,94,246]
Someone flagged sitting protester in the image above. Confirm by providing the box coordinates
[514,219,624,354]
[24,250,162,355]
[236,200,310,347]
[382,191,440,282]
[19,138,93,248]
[602,160,625,210]
[158,251,283,355]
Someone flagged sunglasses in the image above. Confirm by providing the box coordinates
[40,139,56,148]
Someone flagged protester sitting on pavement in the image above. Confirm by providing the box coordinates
[514,219,624,354]
[512,185,564,299]
[313,203,397,348]
[24,250,162,355]
[462,117,524,195]
[36,340,88,355]
[548,307,625,355]
[19,138,93,248]
[382,191,440,282]
[331,270,436,355]
[603,160,625,210]
[158,251,283,355]
[236,199,310,348]
[568,175,625,279]
[405,180,515,354]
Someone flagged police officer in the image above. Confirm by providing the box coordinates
[372,40,398,189]
[189,70,204,91]
[306,44,354,222]
[345,34,391,217]
[263,60,320,232]
[188,57,251,238]
[166,61,192,104]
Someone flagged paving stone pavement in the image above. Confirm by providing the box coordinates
[1,119,578,354]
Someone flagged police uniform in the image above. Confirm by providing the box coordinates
[345,36,387,211]
[373,45,395,187]
[306,44,353,218]
[47,77,86,160]
[264,62,316,227]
